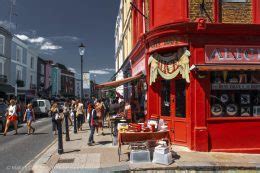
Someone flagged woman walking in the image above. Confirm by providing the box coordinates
[3,99,18,136]
[88,104,97,146]
[95,99,104,135]
[76,100,84,131]
[23,103,35,135]
[50,103,59,135]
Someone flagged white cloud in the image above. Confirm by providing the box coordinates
[68,67,77,73]
[89,68,115,75]
[15,34,29,41]
[15,34,45,44]
[0,20,16,30]
[104,68,115,72]
[40,42,62,50]
[89,70,110,75]
[49,36,80,42]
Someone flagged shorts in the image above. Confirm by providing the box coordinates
[7,115,18,122]
[27,116,33,122]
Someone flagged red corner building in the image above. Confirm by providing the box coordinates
[129,0,260,153]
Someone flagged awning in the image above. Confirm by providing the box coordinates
[196,64,260,71]
[0,84,14,94]
[96,73,143,89]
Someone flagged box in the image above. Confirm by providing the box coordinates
[154,146,169,154]
[152,151,173,165]
[130,150,151,163]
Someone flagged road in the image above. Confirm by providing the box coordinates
[0,117,56,173]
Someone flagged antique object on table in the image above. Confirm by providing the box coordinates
[229,77,239,83]
[220,94,229,103]
[223,71,228,83]
[211,104,223,116]
[226,104,238,116]
[241,107,251,116]
[241,94,250,105]
[253,106,260,117]
[239,73,247,83]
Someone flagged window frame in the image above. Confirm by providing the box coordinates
[0,35,5,55]
[16,46,23,63]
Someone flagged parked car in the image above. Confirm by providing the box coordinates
[32,99,51,116]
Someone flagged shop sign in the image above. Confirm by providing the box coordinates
[212,84,260,90]
[148,48,191,85]
[132,58,145,76]
[148,36,188,52]
[205,45,260,64]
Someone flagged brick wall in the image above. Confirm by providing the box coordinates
[189,0,215,22]
[189,0,252,24]
[221,1,252,24]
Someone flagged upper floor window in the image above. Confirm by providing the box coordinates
[31,57,34,69]
[41,64,44,75]
[16,46,22,63]
[0,60,4,75]
[16,68,22,80]
[0,35,5,55]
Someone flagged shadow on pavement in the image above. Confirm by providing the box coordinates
[63,149,81,154]
[69,138,82,141]
[98,141,112,145]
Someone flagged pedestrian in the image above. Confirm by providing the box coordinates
[95,99,104,135]
[0,98,7,132]
[63,100,70,133]
[23,103,35,135]
[50,103,59,135]
[88,103,98,146]
[76,100,84,131]
[3,99,18,136]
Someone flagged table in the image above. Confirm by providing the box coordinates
[118,131,171,161]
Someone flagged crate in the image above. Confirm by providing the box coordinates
[152,151,173,165]
[130,150,151,163]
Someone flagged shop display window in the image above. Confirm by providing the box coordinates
[210,71,260,117]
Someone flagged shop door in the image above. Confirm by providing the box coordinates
[160,80,175,142]
[172,79,187,145]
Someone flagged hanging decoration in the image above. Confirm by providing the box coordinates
[148,47,191,85]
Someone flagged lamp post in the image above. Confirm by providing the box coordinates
[79,43,85,102]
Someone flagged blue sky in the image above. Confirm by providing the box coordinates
[0,0,119,83]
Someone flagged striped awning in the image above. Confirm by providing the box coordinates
[96,73,143,89]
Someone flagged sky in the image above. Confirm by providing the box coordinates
[0,0,120,83]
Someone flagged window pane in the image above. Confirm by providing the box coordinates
[39,101,44,107]
[0,37,3,55]
[175,79,186,118]
[161,80,171,116]
[0,62,3,75]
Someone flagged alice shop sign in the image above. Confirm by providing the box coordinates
[205,45,260,64]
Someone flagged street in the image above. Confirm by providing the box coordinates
[0,117,56,173]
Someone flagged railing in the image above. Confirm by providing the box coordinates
[0,75,7,83]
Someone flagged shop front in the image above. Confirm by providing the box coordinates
[142,22,260,153]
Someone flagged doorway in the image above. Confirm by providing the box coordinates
[160,79,187,145]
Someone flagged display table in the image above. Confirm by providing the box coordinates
[118,131,171,161]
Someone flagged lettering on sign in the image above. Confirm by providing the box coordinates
[211,84,260,90]
[205,45,260,64]
[149,36,188,52]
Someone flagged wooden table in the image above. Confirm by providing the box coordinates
[118,131,171,161]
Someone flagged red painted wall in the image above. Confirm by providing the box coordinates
[208,120,260,153]
[253,0,260,24]
[132,0,144,46]
[149,0,188,30]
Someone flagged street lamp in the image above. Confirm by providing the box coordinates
[79,43,85,101]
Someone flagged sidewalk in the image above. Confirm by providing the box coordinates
[31,123,260,173]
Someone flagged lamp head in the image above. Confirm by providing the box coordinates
[79,43,85,56]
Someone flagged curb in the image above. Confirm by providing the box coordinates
[28,126,75,173]
[20,138,58,173]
